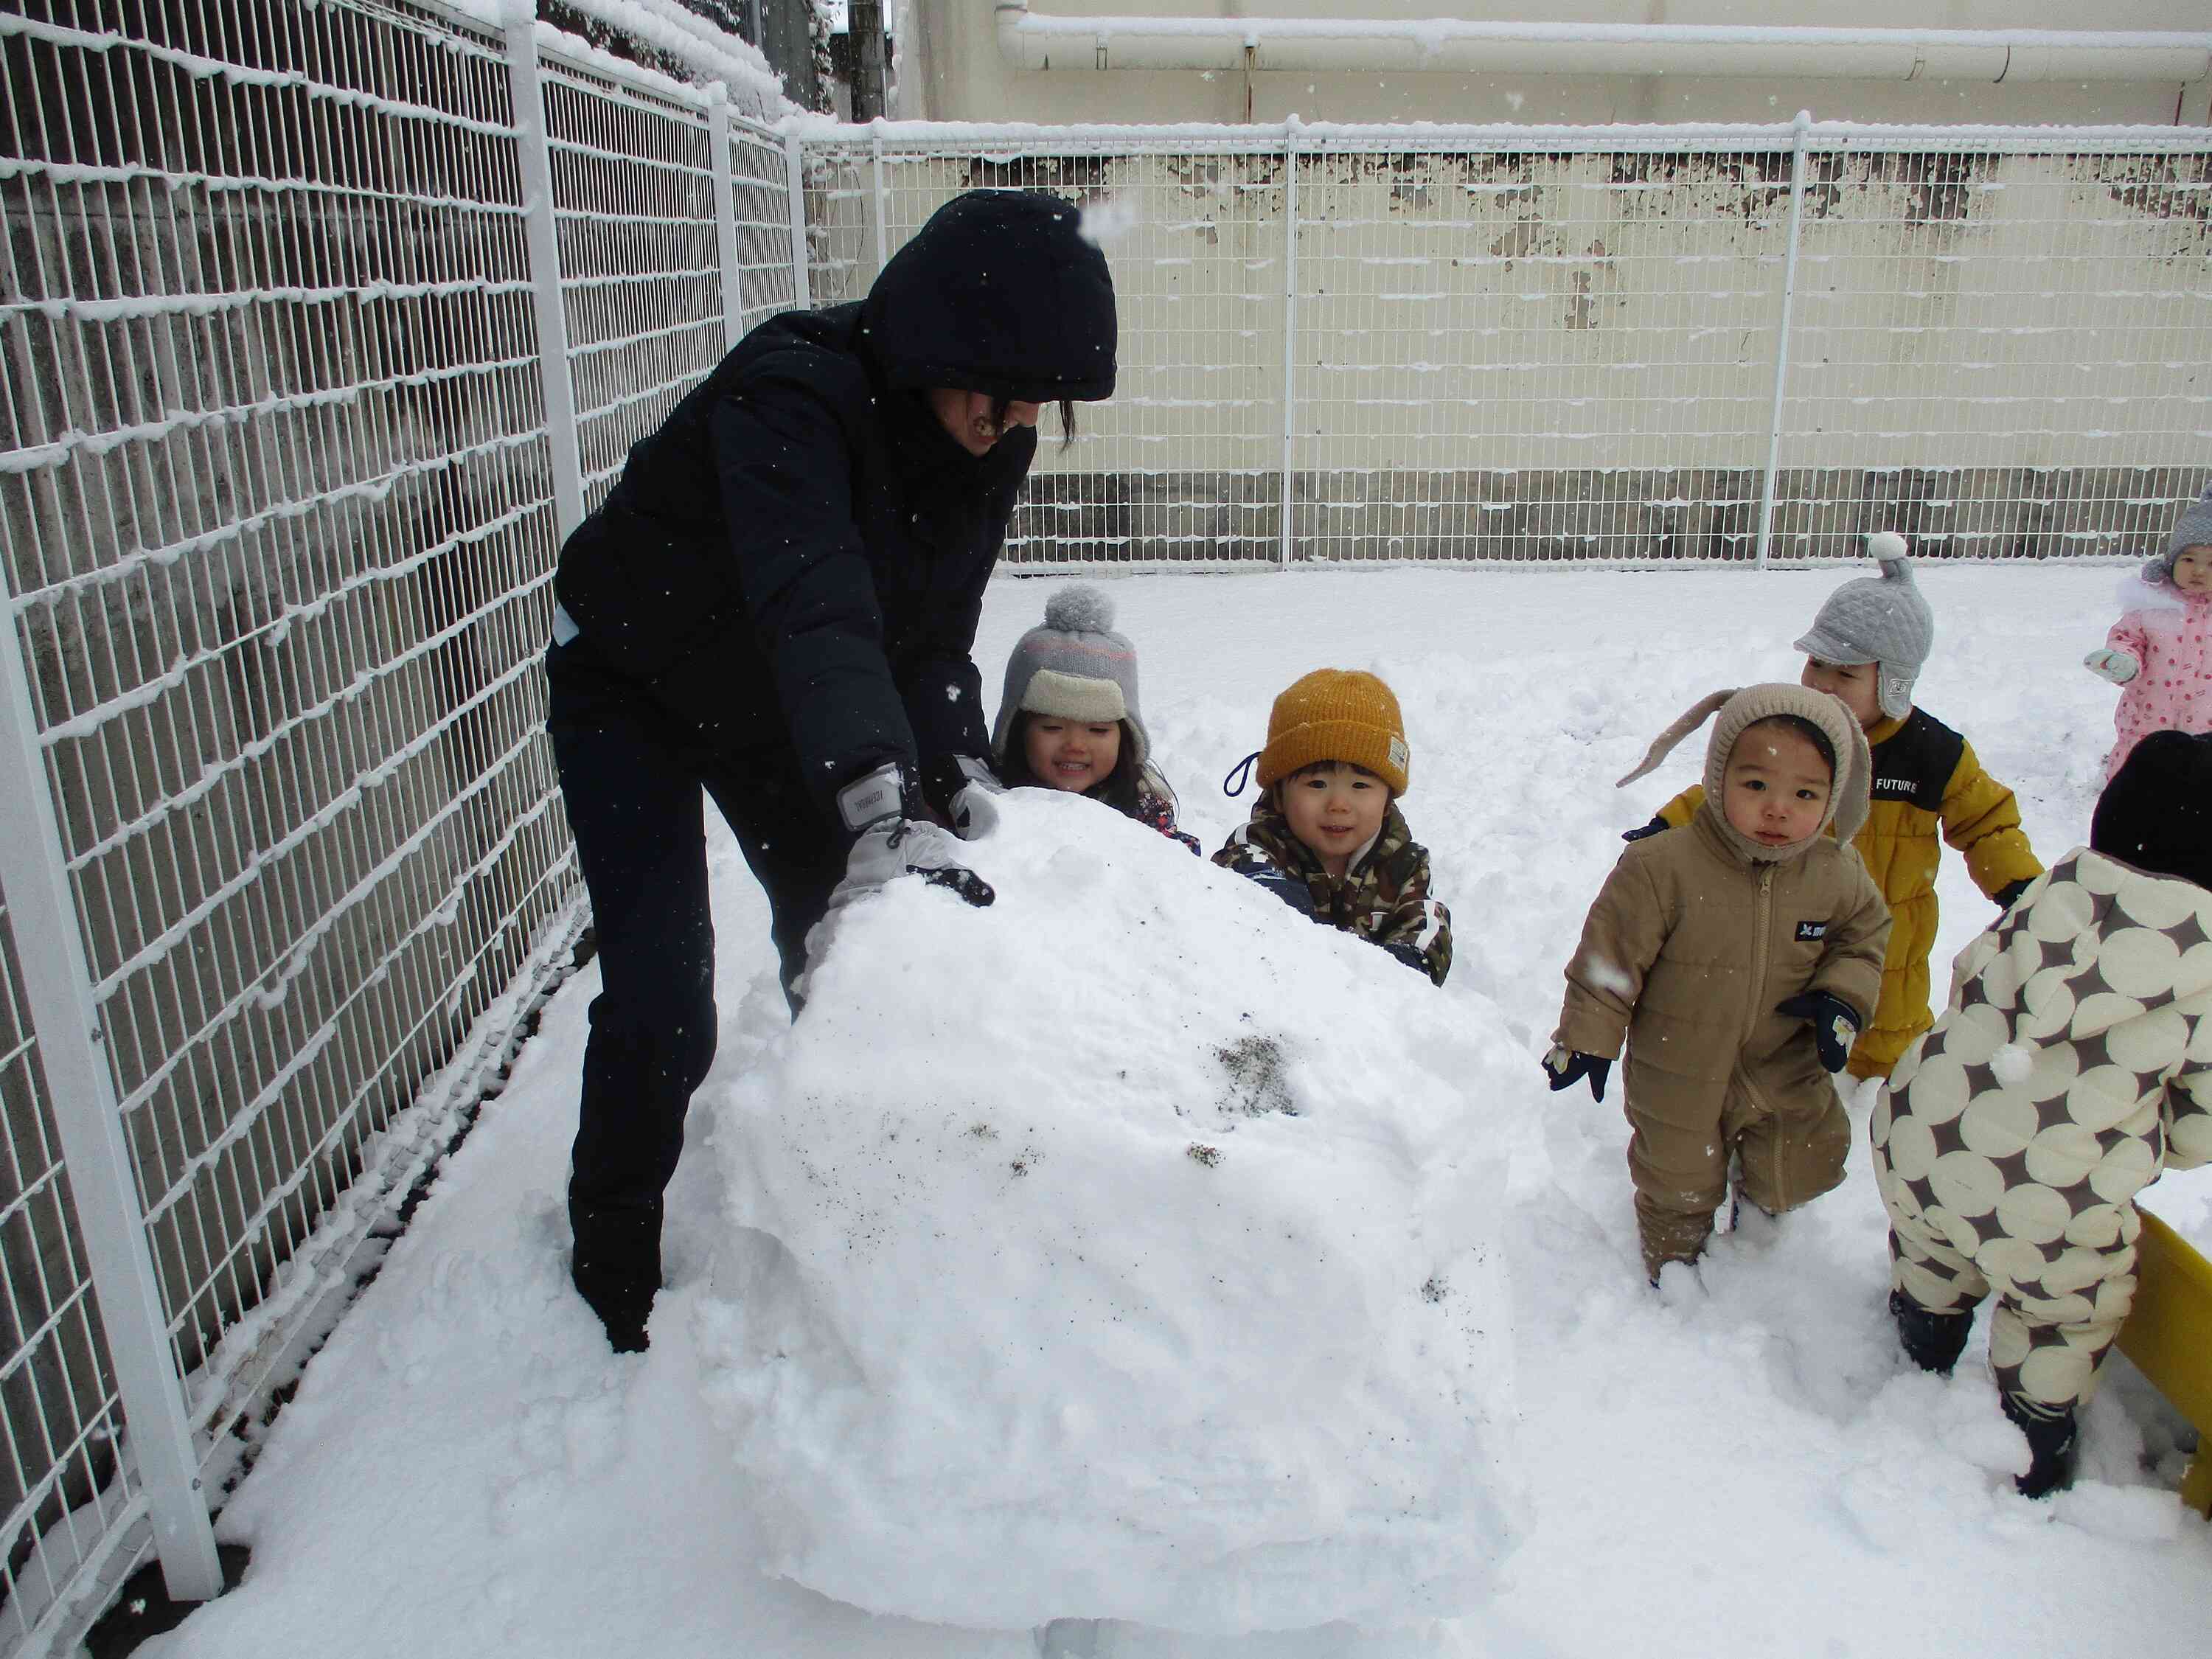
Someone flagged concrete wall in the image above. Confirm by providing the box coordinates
[900,0,2212,127]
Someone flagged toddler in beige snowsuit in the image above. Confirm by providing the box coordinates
[1873,728,2212,1498]
[1548,684,1892,1281]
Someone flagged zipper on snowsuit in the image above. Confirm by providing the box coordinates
[1728,863,1790,1212]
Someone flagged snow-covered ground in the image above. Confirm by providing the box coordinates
[142,563,2212,1659]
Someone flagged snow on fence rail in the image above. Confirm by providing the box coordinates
[1,1,2211,1651]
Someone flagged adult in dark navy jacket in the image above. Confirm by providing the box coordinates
[546,191,1116,1351]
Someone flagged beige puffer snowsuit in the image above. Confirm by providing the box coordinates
[1871,847,2212,1416]
[1559,809,1891,1276]
[1561,684,1892,1278]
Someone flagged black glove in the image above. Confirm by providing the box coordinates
[1775,991,1860,1073]
[1621,815,1669,844]
[1993,877,2034,913]
[832,764,995,911]
[1543,1045,1611,1101]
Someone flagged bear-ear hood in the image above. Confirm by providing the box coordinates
[860,190,1118,404]
[1616,684,1871,859]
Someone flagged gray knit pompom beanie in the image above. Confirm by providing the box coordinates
[991,584,1150,765]
[2149,481,2212,585]
[1792,532,1934,721]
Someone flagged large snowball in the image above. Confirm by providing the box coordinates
[691,790,1526,1634]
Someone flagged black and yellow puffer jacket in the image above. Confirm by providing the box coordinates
[1652,707,2042,1078]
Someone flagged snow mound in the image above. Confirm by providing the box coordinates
[691,790,1527,1634]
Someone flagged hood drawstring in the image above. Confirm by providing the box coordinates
[1222,750,1262,799]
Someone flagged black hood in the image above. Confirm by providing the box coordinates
[860,189,1117,403]
[2093,728,2212,893]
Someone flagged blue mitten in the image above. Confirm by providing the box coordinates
[1543,1045,1611,1101]
[1774,991,1859,1073]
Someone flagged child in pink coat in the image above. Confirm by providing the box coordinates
[2084,483,2212,780]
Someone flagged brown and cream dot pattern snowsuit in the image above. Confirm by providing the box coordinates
[1871,847,2212,1416]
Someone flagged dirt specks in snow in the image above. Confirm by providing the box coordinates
[1215,1034,1296,1117]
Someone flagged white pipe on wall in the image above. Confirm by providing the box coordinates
[992,8,2212,85]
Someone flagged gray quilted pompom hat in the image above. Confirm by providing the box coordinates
[1792,532,1933,721]
[2149,481,2212,585]
[991,584,1150,765]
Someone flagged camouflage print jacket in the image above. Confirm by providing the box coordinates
[1213,801,1452,985]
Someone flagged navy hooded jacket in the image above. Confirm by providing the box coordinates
[552,190,1116,821]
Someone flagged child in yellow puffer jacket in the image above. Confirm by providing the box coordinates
[1630,534,2042,1080]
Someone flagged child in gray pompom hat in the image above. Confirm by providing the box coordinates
[991,585,1198,851]
[1792,532,1932,723]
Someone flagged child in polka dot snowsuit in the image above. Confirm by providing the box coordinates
[1871,731,2212,1499]
[2084,483,2212,781]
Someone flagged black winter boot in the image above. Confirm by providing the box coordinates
[570,1200,662,1354]
[2000,1394,2078,1499]
[1889,1289,1972,1376]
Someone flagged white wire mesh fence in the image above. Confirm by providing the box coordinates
[800,122,2211,569]
[0,0,783,1647]
[2,0,2211,1650]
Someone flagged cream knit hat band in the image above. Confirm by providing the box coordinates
[1618,683,1871,860]
[1018,668,1127,724]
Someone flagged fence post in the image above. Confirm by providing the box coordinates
[1278,116,1302,569]
[708,83,745,350]
[506,14,587,542]
[0,598,223,1600]
[785,131,812,310]
[1754,109,1812,571]
[870,119,890,282]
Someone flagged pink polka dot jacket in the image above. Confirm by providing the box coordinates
[2103,586,2212,781]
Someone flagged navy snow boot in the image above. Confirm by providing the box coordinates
[2000,1394,2078,1499]
[1889,1289,1971,1377]
[571,1200,661,1354]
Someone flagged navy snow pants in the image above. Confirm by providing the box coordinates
[545,636,844,1232]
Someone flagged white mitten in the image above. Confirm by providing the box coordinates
[945,755,1004,842]
[2082,647,2139,685]
[829,765,995,913]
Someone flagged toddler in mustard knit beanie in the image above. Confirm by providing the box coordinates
[1211,669,1451,985]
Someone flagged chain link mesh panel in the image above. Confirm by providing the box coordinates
[0,905,139,1651]
[799,125,2211,568]
[730,125,800,334]
[541,60,726,511]
[0,0,590,1640]
[1773,138,2212,562]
